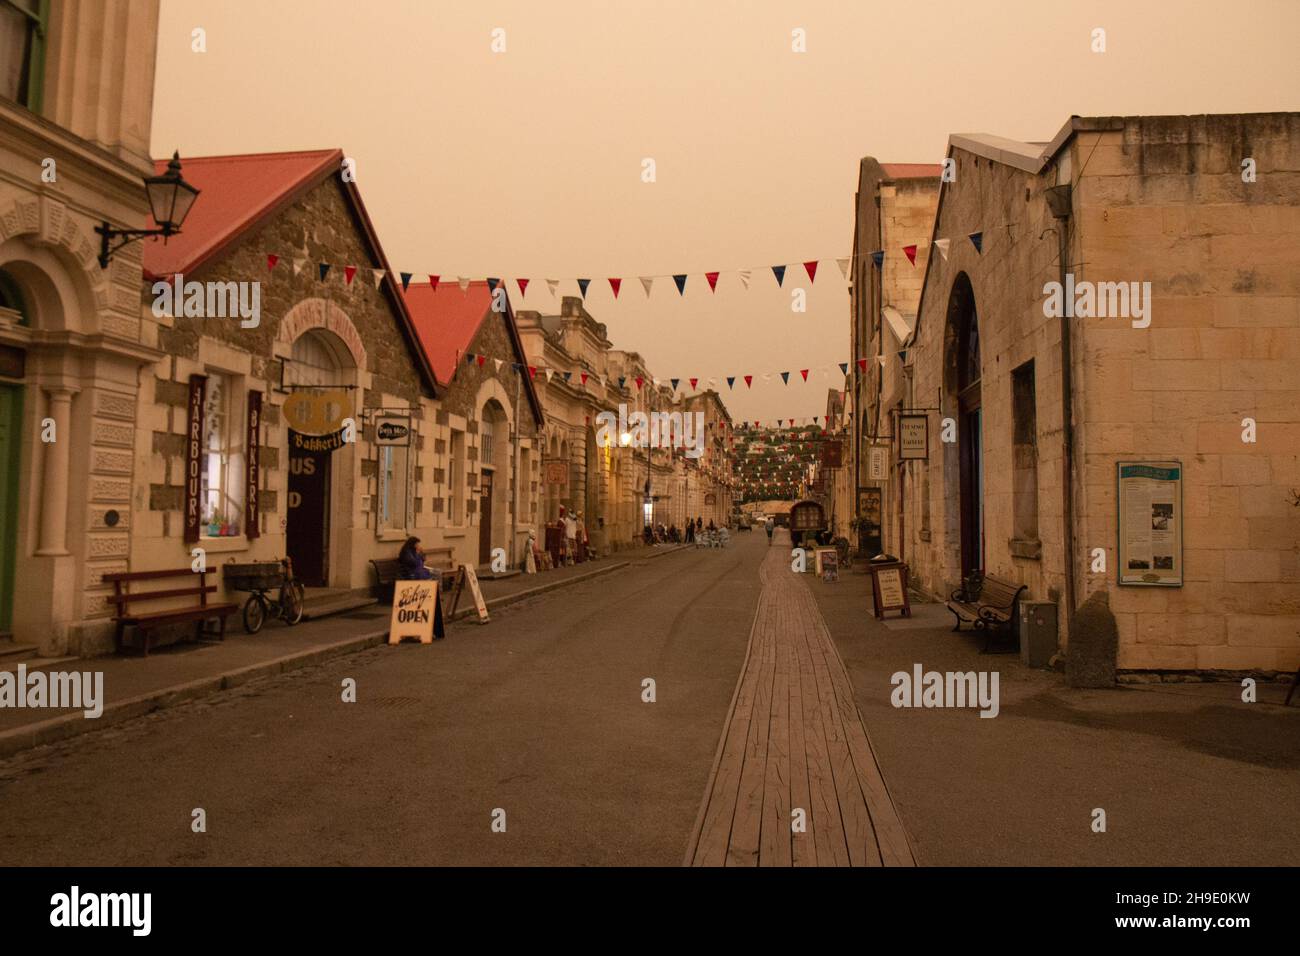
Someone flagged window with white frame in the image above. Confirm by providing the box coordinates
[449,428,466,523]
[200,372,245,537]
[378,443,409,531]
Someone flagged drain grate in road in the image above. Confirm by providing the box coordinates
[366,696,421,709]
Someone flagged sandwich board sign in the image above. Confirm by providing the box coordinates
[450,564,490,623]
[389,580,438,644]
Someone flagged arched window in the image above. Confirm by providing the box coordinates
[958,297,980,390]
[0,269,29,325]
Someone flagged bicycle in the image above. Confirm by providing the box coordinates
[223,557,305,634]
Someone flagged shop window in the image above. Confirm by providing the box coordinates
[448,428,465,523]
[378,444,408,531]
[201,373,245,537]
[0,0,48,111]
[1011,360,1039,549]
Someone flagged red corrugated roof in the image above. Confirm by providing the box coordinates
[402,282,494,384]
[881,163,943,179]
[143,149,340,279]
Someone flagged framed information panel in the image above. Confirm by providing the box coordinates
[869,561,912,619]
[1116,461,1183,587]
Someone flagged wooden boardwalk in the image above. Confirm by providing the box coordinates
[684,535,915,866]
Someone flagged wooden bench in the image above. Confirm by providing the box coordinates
[371,546,455,598]
[946,571,1027,653]
[103,568,237,656]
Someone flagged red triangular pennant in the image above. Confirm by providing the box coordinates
[429,275,440,291]
[344,266,357,285]
[800,369,809,381]
[803,260,818,282]
[527,366,537,379]
[857,358,868,371]
[706,272,720,292]
[476,355,486,367]
[689,377,698,390]
[635,376,644,390]
[580,372,589,385]
[608,278,622,298]
[903,244,917,266]
[744,375,753,388]
[517,278,530,295]
[267,254,279,271]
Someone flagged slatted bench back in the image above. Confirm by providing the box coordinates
[103,568,213,617]
[978,575,1024,612]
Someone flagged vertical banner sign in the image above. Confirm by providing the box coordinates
[1117,461,1183,586]
[868,445,889,481]
[246,390,262,539]
[184,375,206,543]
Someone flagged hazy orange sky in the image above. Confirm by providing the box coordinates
[151,0,1300,424]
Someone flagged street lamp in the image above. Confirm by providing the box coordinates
[96,151,200,268]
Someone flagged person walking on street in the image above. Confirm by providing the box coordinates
[765,516,774,545]
[563,508,578,565]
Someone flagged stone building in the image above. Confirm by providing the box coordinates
[135,148,440,638]
[868,113,1300,675]
[517,297,652,552]
[401,281,544,571]
[848,160,942,565]
[0,0,165,655]
[677,389,735,528]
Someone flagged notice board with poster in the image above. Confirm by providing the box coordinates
[1117,461,1183,586]
[818,548,839,582]
[868,561,912,619]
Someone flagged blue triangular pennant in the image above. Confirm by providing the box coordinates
[870,251,884,269]
[511,363,522,372]
[563,371,571,382]
[318,263,331,281]
[726,376,735,390]
[618,376,626,388]
[578,278,591,298]
[838,362,848,376]
[487,277,500,292]
[772,265,786,286]
[670,378,679,390]
[969,232,983,253]
[780,371,790,384]
[673,274,687,295]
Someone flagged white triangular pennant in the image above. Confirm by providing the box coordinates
[371,269,385,289]
[494,358,503,372]
[293,258,307,276]
[458,276,471,292]
[738,269,751,290]
[545,368,554,382]
[546,278,559,297]
[640,276,654,297]
[934,238,950,261]
[836,257,850,278]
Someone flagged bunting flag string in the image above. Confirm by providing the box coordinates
[255,225,991,304]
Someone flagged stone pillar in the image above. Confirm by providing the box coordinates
[36,386,78,556]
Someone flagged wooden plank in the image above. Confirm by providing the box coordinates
[726,659,775,866]
[787,638,815,867]
[758,643,793,866]
[789,594,850,866]
[691,653,763,866]
[809,606,917,866]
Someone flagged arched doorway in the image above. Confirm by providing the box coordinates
[479,399,509,565]
[945,272,983,576]
[0,269,27,636]
[285,328,354,586]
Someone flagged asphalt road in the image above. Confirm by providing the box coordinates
[0,537,767,866]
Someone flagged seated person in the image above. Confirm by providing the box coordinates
[398,536,436,580]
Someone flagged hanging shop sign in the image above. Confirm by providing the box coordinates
[544,460,568,486]
[289,428,349,454]
[898,415,929,460]
[282,387,352,437]
[183,374,206,544]
[1117,461,1183,587]
[821,439,843,468]
[375,413,412,447]
[868,445,889,481]
[246,390,262,539]
[704,492,717,505]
